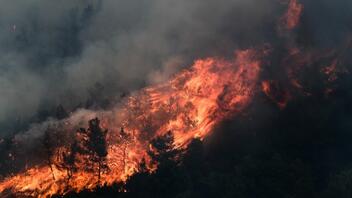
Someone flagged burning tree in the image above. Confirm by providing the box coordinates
[62,139,78,180]
[42,124,68,181]
[117,127,133,175]
[124,131,184,196]
[86,118,108,182]
[43,128,56,181]
[148,131,182,169]
[59,118,108,182]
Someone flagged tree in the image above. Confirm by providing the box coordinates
[117,127,133,175]
[55,105,68,120]
[148,131,180,168]
[147,131,184,196]
[62,139,78,180]
[183,138,204,171]
[182,138,206,195]
[60,118,108,182]
[87,118,108,182]
[43,128,56,181]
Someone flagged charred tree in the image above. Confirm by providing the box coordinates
[127,131,184,197]
[148,131,181,168]
[55,105,69,120]
[58,128,89,181]
[118,127,132,175]
[86,118,108,183]
[43,128,56,181]
[62,140,79,180]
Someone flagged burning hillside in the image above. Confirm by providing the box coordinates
[0,0,351,197]
[0,49,263,197]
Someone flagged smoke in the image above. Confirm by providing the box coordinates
[298,0,352,48]
[0,0,282,135]
[0,0,351,136]
[0,0,98,130]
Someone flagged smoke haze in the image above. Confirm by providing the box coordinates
[0,0,281,133]
[0,0,351,135]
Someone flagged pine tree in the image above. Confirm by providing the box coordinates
[118,127,132,175]
[55,105,68,120]
[148,131,180,168]
[87,118,108,182]
[43,128,56,181]
[62,139,78,180]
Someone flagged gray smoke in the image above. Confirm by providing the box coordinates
[0,0,351,136]
[0,0,281,136]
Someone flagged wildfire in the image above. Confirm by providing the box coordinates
[1,1,347,197]
[0,49,262,197]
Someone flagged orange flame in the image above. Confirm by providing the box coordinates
[0,49,262,197]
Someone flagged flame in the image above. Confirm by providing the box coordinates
[281,0,303,30]
[261,80,290,109]
[0,49,262,197]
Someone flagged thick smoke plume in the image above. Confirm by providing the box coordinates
[0,0,284,134]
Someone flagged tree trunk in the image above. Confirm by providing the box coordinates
[98,161,101,184]
[123,145,127,175]
[47,158,56,181]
